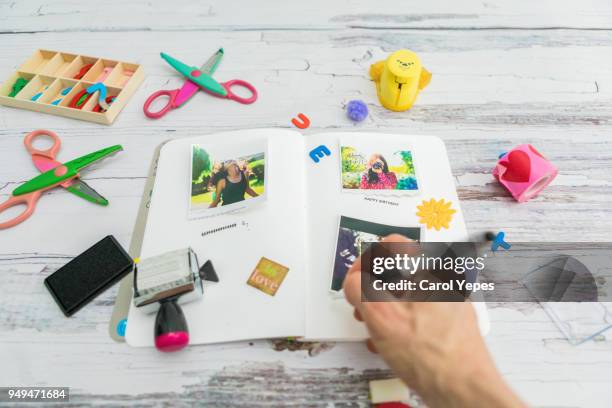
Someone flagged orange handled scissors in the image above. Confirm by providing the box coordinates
[143,48,257,119]
[0,129,121,229]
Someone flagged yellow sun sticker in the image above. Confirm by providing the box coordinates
[416,198,456,230]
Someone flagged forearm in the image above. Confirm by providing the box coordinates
[415,351,525,408]
[430,370,525,408]
[373,315,525,408]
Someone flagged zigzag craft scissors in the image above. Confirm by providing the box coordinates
[143,48,258,119]
[0,129,123,229]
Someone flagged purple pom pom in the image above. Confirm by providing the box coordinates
[346,100,368,122]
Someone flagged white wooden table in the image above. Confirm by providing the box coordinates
[1,1,612,406]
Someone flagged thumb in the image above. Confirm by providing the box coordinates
[343,256,362,310]
[381,233,414,244]
[343,233,414,311]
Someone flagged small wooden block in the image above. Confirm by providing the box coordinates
[370,378,410,404]
[374,403,411,408]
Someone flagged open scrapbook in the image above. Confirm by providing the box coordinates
[125,129,488,346]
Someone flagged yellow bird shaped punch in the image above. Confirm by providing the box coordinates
[369,49,431,112]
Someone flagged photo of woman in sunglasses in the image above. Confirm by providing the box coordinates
[360,154,398,190]
[340,143,419,193]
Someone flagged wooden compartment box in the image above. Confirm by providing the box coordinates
[0,49,144,125]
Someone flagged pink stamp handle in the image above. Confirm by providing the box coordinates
[0,191,41,230]
[221,79,258,104]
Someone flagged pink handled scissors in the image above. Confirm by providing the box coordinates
[0,183,42,230]
[0,129,112,229]
[0,130,68,228]
[143,48,258,119]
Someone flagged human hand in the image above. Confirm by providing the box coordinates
[343,234,525,408]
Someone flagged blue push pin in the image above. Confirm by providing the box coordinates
[487,231,511,252]
[116,318,127,337]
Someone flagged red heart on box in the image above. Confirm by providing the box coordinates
[499,150,531,183]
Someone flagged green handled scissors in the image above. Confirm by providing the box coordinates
[0,129,123,229]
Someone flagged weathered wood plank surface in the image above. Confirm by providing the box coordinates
[1,1,612,407]
[2,0,612,31]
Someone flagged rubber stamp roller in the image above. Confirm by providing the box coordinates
[132,248,218,352]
